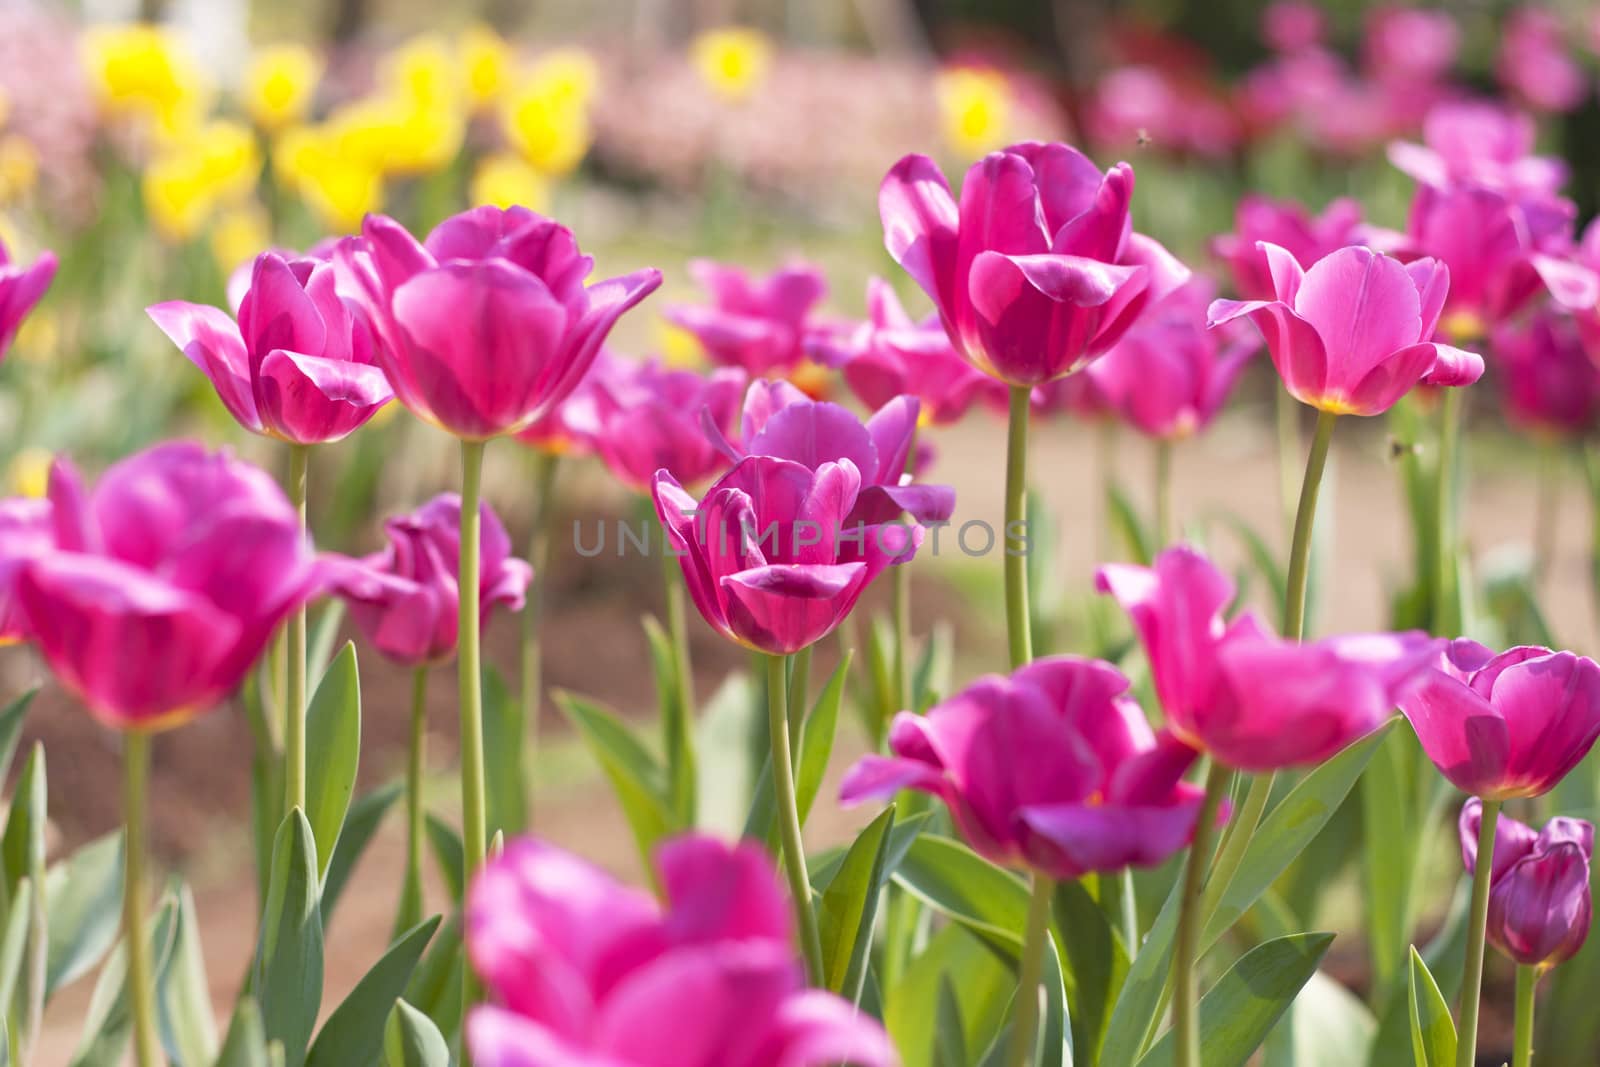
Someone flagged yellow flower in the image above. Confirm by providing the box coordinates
[501,50,598,177]
[658,321,705,369]
[459,24,512,110]
[325,91,464,178]
[937,67,1012,157]
[691,27,771,103]
[383,34,461,111]
[7,447,51,499]
[245,44,321,131]
[470,152,549,211]
[0,136,39,202]
[274,125,383,231]
[210,201,270,276]
[82,23,206,134]
[143,151,213,242]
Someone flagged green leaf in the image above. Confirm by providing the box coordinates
[1100,883,1183,1067]
[1107,483,1152,566]
[402,913,463,1044]
[1368,880,1469,1065]
[886,925,1013,1067]
[0,690,36,789]
[1264,969,1375,1065]
[388,1000,450,1067]
[555,692,676,870]
[1407,947,1455,1067]
[214,999,270,1067]
[0,879,30,1016]
[1053,877,1129,1063]
[860,618,895,749]
[643,615,696,828]
[304,643,361,881]
[694,671,760,836]
[423,815,464,905]
[321,783,401,927]
[304,916,439,1067]
[68,891,181,1067]
[3,743,45,1041]
[796,654,849,827]
[481,665,528,841]
[158,883,219,1066]
[45,832,124,997]
[1360,725,1432,1002]
[912,623,953,714]
[252,810,323,1067]
[933,975,967,1067]
[307,601,347,685]
[817,806,893,1002]
[1135,932,1335,1067]
[810,811,931,891]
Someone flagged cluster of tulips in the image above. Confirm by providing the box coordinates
[0,70,1597,1066]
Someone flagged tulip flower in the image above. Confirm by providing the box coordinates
[2,441,322,1067]
[0,497,51,644]
[466,834,896,1067]
[1497,7,1586,114]
[879,143,1188,387]
[842,655,1209,879]
[588,358,748,493]
[809,278,1005,426]
[1494,312,1600,439]
[1263,1,1325,53]
[1208,243,1482,417]
[0,239,54,361]
[1388,100,1567,200]
[149,250,393,445]
[665,259,827,377]
[330,492,530,934]
[1461,799,1594,971]
[1362,6,1459,84]
[1211,195,1363,302]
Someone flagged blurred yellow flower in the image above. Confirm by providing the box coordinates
[384,34,461,110]
[937,67,1012,157]
[471,152,549,211]
[502,50,598,178]
[460,24,512,110]
[8,448,51,499]
[245,44,321,131]
[82,23,206,134]
[657,321,705,369]
[0,136,39,202]
[691,27,771,102]
[210,201,271,275]
[274,125,383,231]
[12,310,55,365]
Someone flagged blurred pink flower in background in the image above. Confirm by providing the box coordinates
[0,498,52,643]
[513,349,617,459]
[1262,1,1326,53]
[1492,312,1600,438]
[587,357,747,491]
[665,260,827,376]
[1085,66,1241,159]
[1389,101,1568,200]
[1363,5,1460,85]
[1212,194,1363,301]
[1497,7,1586,114]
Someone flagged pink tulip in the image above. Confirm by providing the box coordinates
[586,357,747,493]
[1497,7,1586,115]
[1492,311,1600,438]
[149,250,394,444]
[328,493,531,667]
[466,834,897,1067]
[1098,545,1444,771]
[1030,371,1110,419]
[0,498,51,643]
[7,443,323,731]
[879,142,1189,386]
[1263,1,1325,53]
[1388,101,1567,200]
[808,278,1005,426]
[665,260,828,376]
[513,350,614,459]
[1462,799,1593,969]
[1087,276,1257,439]
[1399,640,1600,800]
[1211,195,1363,302]
[840,656,1211,879]
[1207,243,1482,416]
[1362,6,1459,84]
[337,205,662,440]
[708,379,956,528]
[1566,220,1600,364]
[0,238,53,360]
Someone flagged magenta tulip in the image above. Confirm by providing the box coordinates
[665,260,828,376]
[465,833,896,1067]
[1497,7,1586,114]
[0,239,53,360]
[513,349,622,458]
[809,278,1005,425]
[1262,1,1325,53]
[1493,311,1600,438]
[1207,243,1483,416]
[329,493,531,667]
[6,442,323,731]
[841,656,1210,879]
[149,250,393,444]
[879,142,1189,386]
[1398,640,1600,800]
[336,205,661,440]
[0,498,52,644]
[1388,101,1567,200]
[1087,276,1257,439]
[1462,799,1593,969]
[586,357,748,492]
[1362,6,1459,84]
[1098,545,1444,771]
[1210,194,1363,302]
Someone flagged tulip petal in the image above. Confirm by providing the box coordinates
[1294,246,1423,382]
[721,562,867,654]
[1339,342,1444,415]
[1399,671,1510,796]
[879,154,961,316]
[257,349,394,443]
[1489,651,1600,799]
[1021,797,1206,878]
[146,301,263,433]
[1460,797,1541,881]
[763,990,902,1067]
[466,1008,612,1067]
[1208,298,1330,408]
[656,836,792,949]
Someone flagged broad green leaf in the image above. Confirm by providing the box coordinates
[643,615,696,828]
[68,892,181,1067]
[1100,884,1184,1067]
[860,618,895,749]
[886,925,1012,1067]
[1136,932,1334,1067]
[304,916,439,1067]
[1368,880,1469,1065]
[304,643,361,880]
[810,811,931,891]
[247,692,282,913]
[818,806,893,1001]
[2,744,45,1042]
[157,883,219,1066]
[215,999,270,1067]
[423,815,464,904]
[321,783,401,927]
[0,690,35,789]
[933,975,966,1067]
[795,654,849,827]
[0,880,30,1015]
[1407,947,1455,1067]
[45,831,123,997]
[1264,969,1376,1065]
[403,913,463,1040]
[694,671,759,836]
[555,692,676,870]
[482,665,528,840]
[1053,877,1129,1062]
[252,810,323,1067]
[388,999,450,1067]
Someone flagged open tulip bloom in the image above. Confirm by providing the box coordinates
[665,259,828,377]
[466,834,897,1067]
[0,237,55,361]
